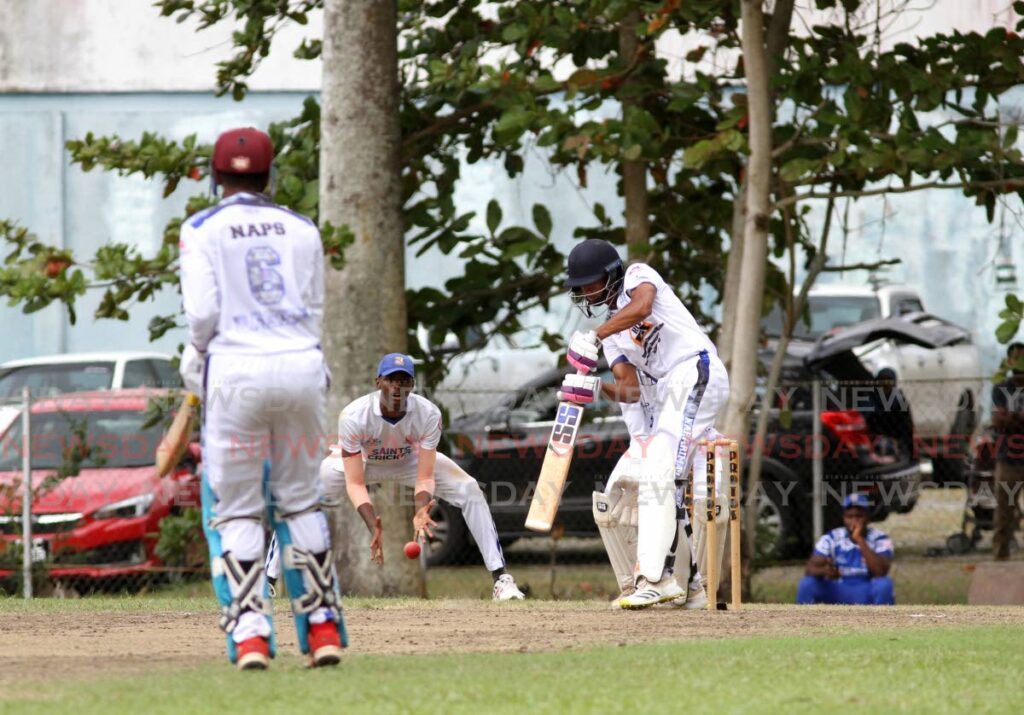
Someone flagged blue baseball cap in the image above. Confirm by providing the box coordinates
[377,353,415,378]
[843,493,871,511]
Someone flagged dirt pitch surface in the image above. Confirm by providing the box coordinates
[1,601,1019,688]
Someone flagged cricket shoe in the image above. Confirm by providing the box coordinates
[236,636,271,671]
[681,581,708,610]
[610,586,636,610]
[619,576,684,610]
[492,574,525,601]
[308,621,343,668]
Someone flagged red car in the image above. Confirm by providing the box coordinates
[0,389,200,586]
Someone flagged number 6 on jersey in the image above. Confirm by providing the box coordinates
[525,401,585,532]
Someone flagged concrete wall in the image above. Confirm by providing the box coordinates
[0,1,321,92]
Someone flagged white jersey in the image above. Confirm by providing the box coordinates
[338,391,443,476]
[179,192,324,355]
[601,263,716,380]
[618,363,659,437]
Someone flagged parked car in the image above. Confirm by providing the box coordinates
[0,389,200,589]
[0,351,181,399]
[441,338,922,562]
[764,285,983,481]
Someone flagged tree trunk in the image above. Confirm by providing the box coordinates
[717,182,746,370]
[619,10,649,260]
[722,1,772,446]
[320,0,422,597]
[720,0,793,368]
[721,3,773,597]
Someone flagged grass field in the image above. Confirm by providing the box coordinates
[3,487,1021,714]
[3,609,1022,715]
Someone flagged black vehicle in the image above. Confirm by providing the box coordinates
[432,333,922,564]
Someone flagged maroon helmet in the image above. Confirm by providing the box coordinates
[212,127,274,175]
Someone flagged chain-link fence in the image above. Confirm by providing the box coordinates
[2,375,1021,604]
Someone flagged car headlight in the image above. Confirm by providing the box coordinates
[94,493,155,520]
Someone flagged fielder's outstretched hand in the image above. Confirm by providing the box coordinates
[413,499,437,541]
[370,516,384,565]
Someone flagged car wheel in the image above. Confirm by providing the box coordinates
[425,499,469,567]
[755,480,804,561]
[945,532,973,555]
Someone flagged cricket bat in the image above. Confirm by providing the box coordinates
[525,388,586,533]
[155,392,200,477]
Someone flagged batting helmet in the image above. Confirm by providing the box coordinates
[212,127,274,175]
[565,239,625,317]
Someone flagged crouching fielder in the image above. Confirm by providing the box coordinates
[180,127,345,671]
[563,239,730,609]
[271,353,524,600]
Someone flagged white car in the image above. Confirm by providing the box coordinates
[0,351,180,399]
[767,285,984,481]
[801,286,982,438]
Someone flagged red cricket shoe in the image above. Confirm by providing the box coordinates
[236,636,271,671]
[308,621,342,668]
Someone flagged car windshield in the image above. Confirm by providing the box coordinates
[763,296,882,339]
[0,409,161,471]
[0,363,115,399]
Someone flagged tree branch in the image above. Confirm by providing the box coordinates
[772,99,829,158]
[821,258,901,273]
[774,177,1024,209]
[766,0,796,79]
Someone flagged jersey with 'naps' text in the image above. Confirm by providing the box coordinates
[601,263,716,380]
[813,525,894,579]
[338,392,443,476]
[179,192,323,355]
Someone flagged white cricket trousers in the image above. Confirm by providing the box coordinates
[320,451,506,572]
[634,350,729,582]
[204,349,330,642]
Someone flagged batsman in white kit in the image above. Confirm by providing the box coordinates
[179,127,345,671]
[593,376,707,609]
[268,353,525,600]
[561,239,730,609]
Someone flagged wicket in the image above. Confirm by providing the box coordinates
[690,438,742,610]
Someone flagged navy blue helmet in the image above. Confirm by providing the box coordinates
[565,239,625,317]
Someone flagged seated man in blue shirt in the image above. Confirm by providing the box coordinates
[796,494,895,605]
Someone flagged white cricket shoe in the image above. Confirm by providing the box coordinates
[619,576,684,610]
[610,586,636,610]
[492,574,525,601]
[682,581,707,610]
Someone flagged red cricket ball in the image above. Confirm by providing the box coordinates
[404,541,421,560]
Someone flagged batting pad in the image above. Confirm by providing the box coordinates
[201,472,278,664]
[268,505,349,654]
[593,491,637,591]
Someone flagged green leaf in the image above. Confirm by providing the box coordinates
[780,158,824,182]
[494,109,532,141]
[486,200,502,234]
[532,204,552,238]
[622,144,642,161]
[683,139,717,169]
[566,69,600,89]
[996,318,1021,344]
[1007,293,1023,313]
